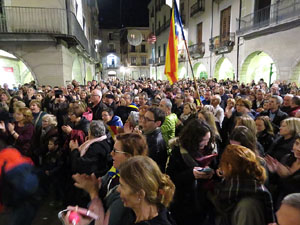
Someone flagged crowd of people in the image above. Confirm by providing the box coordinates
[0,77,299,225]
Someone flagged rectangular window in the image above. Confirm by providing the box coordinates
[141,57,147,65]
[109,33,113,40]
[131,45,136,52]
[158,46,161,57]
[163,43,166,56]
[197,22,203,44]
[131,57,137,65]
[220,6,231,44]
[141,44,146,53]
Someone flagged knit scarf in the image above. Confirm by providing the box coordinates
[78,135,107,157]
[215,177,275,224]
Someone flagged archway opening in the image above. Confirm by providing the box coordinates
[86,66,93,83]
[193,63,208,79]
[72,57,83,84]
[240,51,277,85]
[291,62,300,86]
[0,50,34,88]
[178,65,187,79]
[214,57,234,81]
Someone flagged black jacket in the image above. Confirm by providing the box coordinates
[70,140,112,177]
[67,117,90,136]
[257,131,274,154]
[91,102,107,120]
[145,128,168,173]
[266,136,295,161]
[260,109,288,134]
[115,106,138,124]
[166,146,216,225]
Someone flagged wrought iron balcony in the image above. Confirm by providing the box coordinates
[191,0,205,17]
[107,48,116,53]
[188,43,205,58]
[210,33,235,55]
[237,0,300,37]
[149,58,155,65]
[0,6,96,60]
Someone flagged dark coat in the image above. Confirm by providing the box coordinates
[260,109,288,134]
[91,102,107,120]
[70,140,112,177]
[257,131,274,154]
[145,128,168,173]
[252,99,264,110]
[115,106,138,124]
[166,146,216,225]
[66,117,90,136]
[266,136,295,161]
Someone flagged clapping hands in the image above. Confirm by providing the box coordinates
[265,155,291,177]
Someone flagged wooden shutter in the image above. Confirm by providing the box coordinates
[197,22,203,45]
[220,6,231,44]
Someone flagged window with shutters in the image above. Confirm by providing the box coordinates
[197,22,203,45]
[220,6,231,45]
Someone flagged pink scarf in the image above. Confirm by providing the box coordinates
[78,135,107,157]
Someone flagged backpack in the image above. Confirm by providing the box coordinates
[0,161,39,207]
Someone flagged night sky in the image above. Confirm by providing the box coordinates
[98,0,151,28]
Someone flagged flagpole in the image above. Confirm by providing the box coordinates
[182,40,202,107]
[173,0,202,107]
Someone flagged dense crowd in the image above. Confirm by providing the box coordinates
[0,77,300,225]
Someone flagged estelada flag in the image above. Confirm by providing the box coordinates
[164,0,185,84]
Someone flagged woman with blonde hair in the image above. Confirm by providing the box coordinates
[32,114,59,165]
[213,144,275,225]
[267,117,300,161]
[0,107,34,156]
[118,156,175,224]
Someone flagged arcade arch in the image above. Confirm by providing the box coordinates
[240,51,277,85]
[0,50,35,88]
[214,57,234,81]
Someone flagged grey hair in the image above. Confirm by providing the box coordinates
[89,120,106,137]
[271,95,283,105]
[161,98,172,110]
[282,193,300,209]
[128,111,139,127]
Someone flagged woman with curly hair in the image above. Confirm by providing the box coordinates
[212,144,275,225]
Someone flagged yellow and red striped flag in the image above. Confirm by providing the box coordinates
[164,0,185,84]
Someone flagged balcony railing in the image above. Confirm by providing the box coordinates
[104,65,119,69]
[191,0,205,17]
[107,48,116,53]
[149,58,155,64]
[188,43,205,58]
[237,0,300,36]
[0,6,96,60]
[210,32,235,54]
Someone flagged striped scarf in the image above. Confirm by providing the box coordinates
[215,176,276,224]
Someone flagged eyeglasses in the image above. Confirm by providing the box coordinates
[112,148,127,154]
[144,117,155,122]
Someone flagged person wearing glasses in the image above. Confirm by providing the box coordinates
[89,89,107,120]
[141,107,168,172]
[68,133,148,225]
